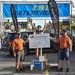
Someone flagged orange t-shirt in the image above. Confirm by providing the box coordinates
[13,38,25,51]
[58,36,72,49]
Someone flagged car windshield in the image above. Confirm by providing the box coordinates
[4,31,34,42]
[21,32,28,39]
[5,33,16,41]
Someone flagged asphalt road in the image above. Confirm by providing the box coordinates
[0,50,75,75]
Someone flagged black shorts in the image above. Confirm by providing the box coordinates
[59,48,69,60]
[16,50,24,62]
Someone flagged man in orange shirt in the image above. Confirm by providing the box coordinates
[13,33,27,72]
[50,29,72,72]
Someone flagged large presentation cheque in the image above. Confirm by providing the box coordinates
[29,33,50,48]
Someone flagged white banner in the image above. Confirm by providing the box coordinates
[29,33,50,48]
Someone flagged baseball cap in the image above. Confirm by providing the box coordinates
[62,29,67,32]
[16,32,21,35]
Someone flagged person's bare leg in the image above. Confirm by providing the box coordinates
[66,60,70,72]
[20,61,24,71]
[66,60,69,68]
[20,62,24,69]
[20,51,24,69]
[16,62,20,69]
[58,60,64,71]
[16,53,20,72]
[36,48,39,57]
[40,48,42,56]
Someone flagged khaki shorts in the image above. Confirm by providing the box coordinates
[16,50,24,62]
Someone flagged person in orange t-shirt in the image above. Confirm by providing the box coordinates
[13,33,28,72]
[50,29,72,72]
[58,29,72,72]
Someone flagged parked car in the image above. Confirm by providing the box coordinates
[1,31,33,56]
[1,31,58,56]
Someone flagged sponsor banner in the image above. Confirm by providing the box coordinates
[3,3,70,18]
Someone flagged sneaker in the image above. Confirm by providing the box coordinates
[58,67,63,72]
[16,69,20,73]
[20,68,24,71]
[66,68,69,72]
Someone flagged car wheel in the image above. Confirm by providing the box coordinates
[24,47,29,56]
[9,47,14,57]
